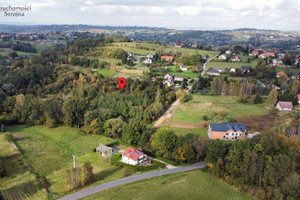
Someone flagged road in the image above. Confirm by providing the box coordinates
[58,162,206,200]
[201,55,218,77]
[153,98,180,128]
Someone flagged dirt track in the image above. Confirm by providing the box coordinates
[153,99,180,128]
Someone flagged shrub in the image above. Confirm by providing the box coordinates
[4,132,13,143]
[123,167,130,177]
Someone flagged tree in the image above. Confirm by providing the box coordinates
[268,89,278,107]
[151,129,177,159]
[81,162,94,186]
[63,98,88,127]
[254,94,263,104]
[121,119,146,145]
[291,79,300,95]
[123,167,130,177]
[104,118,126,139]
[65,168,81,190]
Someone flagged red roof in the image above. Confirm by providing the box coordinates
[278,101,293,109]
[277,71,286,76]
[161,56,173,60]
[297,94,300,101]
[122,147,144,161]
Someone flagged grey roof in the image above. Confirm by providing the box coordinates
[210,123,247,132]
[96,144,112,152]
[241,66,251,70]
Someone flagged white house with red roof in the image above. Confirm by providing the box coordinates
[121,147,148,166]
[276,71,286,78]
[297,94,300,104]
[276,101,293,111]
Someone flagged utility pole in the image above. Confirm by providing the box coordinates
[72,154,76,169]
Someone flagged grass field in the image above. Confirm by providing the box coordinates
[0,134,47,200]
[0,50,37,56]
[82,169,254,200]
[206,60,257,69]
[98,68,119,76]
[165,66,200,78]
[6,125,124,199]
[170,94,269,124]
[275,66,300,73]
[161,126,208,137]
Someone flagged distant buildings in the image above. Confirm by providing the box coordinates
[180,65,188,71]
[207,123,247,140]
[276,101,293,111]
[276,71,287,78]
[241,66,251,73]
[174,76,184,82]
[161,56,174,61]
[297,94,300,104]
[121,147,148,166]
[230,68,236,73]
[207,69,221,76]
[143,58,152,64]
[259,52,275,59]
[272,58,283,66]
[218,54,227,60]
[231,55,240,62]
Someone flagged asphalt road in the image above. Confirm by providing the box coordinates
[201,55,218,77]
[58,162,206,200]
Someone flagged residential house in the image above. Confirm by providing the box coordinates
[230,68,236,73]
[259,52,275,59]
[163,79,174,87]
[231,55,240,62]
[121,147,148,166]
[276,71,286,78]
[96,144,117,157]
[146,53,154,59]
[143,58,152,64]
[241,66,251,73]
[202,55,207,60]
[161,56,174,61]
[273,58,283,66]
[174,42,183,48]
[225,50,232,54]
[207,123,247,140]
[292,72,300,80]
[191,43,198,48]
[207,69,221,76]
[249,50,260,56]
[164,73,173,80]
[215,68,226,73]
[272,85,280,90]
[180,65,188,71]
[174,76,184,82]
[276,101,293,111]
[218,54,227,60]
[297,94,300,104]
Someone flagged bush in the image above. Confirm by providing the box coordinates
[123,167,130,177]
[4,132,13,143]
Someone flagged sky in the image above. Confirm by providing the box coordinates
[0,0,300,31]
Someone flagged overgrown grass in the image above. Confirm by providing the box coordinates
[170,95,269,124]
[206,60,257,69]
[164,66,200,78]
[161,126,208,137]
[0,134,47,200]
[82,169,254,200]
[98,68,119,76]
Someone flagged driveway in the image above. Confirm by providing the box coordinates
[153,98,180,128]
[58,162,206,200]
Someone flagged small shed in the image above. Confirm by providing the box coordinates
[96,144,117,157]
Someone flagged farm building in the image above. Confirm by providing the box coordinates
[276,101,293,111]
[121,147,148,166]
[207,123,247,140]
[96,144,118,157]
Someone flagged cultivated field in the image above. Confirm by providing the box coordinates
[0,134,47,200]
[82,169,254,200]
[170,94,269,125]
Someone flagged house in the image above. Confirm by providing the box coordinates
[161,56,174,61]
[207,123,247,140]
[297,94,300,104]
[174,43,183,48]
[218,54,227,60]
[207,69,221,76]
[174,76,184,82]
[96,144,117,157]
[143,58,152,64]
[225,50,232,54]
[259,52,275,59]
[215,68,226,73]
[241,66,251,73]
[231,55,240,62]
[146,53,154,59]
[291,72,299,80]
[273,58,283,66]
[191,43,198,48]
[276,101,293,111]
[202,55,207,60]
[249,50,260,56]
[121,147,148,166]
[272,85,280,90]
[163,79,174,87]
[164,73,173,80]
[230,68,236,73]
[180,65,188,71]
[276,71,286,78]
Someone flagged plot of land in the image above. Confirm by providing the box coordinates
[161,126,208,137]
[164,66,200,78]
[6,125,123,199]
[82,170,254,200]
[170,95,269,125]
[206,60,257,69]
[0,134,47,200]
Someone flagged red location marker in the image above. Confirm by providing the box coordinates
[118,78,126,90]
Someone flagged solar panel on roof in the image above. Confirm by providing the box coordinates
[136,151,140,154]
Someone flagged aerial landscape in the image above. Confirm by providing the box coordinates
[0,1,300,200]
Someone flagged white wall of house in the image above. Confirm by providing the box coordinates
[276,104,292,111]
[122,155,138,165]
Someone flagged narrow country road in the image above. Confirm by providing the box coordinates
[153,98,180,128]
[58,162,206,200]
[201,55,218,77]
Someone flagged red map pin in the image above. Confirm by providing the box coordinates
[118,78,126,90]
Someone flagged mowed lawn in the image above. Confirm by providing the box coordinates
[6,125,124,199]
[171,95,269,124]
[0,134,47,200]
[206,60,257,69]
[161,126,208,137]
[82,170,254,200]
[166,66,200,78]
[98,68,119,76]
